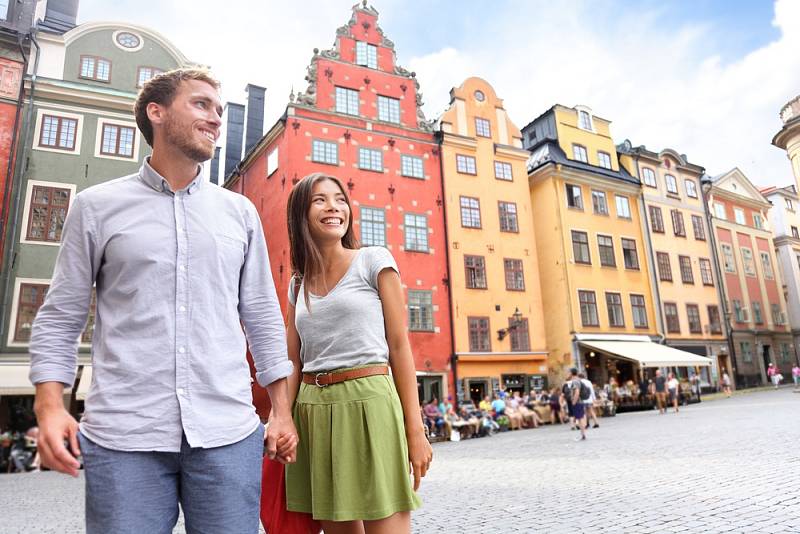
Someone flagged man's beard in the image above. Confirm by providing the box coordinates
[163,114,214,163]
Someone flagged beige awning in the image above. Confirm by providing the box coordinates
[0,365,36,395]
[580,340,711,368]
[76,366,92,400]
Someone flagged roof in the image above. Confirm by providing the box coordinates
[527,140,640,186]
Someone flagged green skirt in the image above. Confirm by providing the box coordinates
[285,372,422,521]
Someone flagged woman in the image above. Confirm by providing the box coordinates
[721,371,732,398]
[549,387,563,424]
[667,372,680,413]
[284,173,432,533]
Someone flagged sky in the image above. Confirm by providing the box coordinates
[79,0,800,187]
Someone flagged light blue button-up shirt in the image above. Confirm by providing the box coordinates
[29,160,292,451]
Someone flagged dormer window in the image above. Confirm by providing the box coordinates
[80,56,111,82]
[355,41,377,69]
[577,108,594,131]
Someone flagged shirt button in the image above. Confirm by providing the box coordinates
[179,265,186,271]
[178,347,186,354]
[179,306,186,312]
[177,388,185,395]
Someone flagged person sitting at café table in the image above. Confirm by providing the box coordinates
[458,405,481,438]
[491,393,506,420]
[424,398,445,437]
[479,394,492,413]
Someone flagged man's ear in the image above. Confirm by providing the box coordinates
[146,102,165,126]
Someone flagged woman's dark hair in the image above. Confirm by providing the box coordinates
[286,173,358,309]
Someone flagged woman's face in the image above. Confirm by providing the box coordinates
[307,179,350,244]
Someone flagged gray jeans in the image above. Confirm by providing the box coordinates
[78,424,264,534]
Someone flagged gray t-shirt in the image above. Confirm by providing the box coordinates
[289,247,398,373]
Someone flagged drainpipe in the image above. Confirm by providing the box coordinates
[638,186,667,342]
[701,178,738,389]
[0,32,30,280]
[0,33,39,346]
[436,130,459,404]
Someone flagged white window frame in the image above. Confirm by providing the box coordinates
[714,202,726,220]
[572,144,588,163]
[33,108,84,156]
[400,154,424,178]
[721,243,736,273]
[615,195,631,218]
[19,180,77,246]
[641,167,656,187]
[335,86,360,116]
[760,251,774,279]
[734,208,746,225]
[7,277,50,347]
[740,247,756,276]
[597,151,612,169]
[591,190,608,215]
[267,147,279,177]
[94,117,140,161]
[377,95,400,124]
[665,174,678,195]
[360,206,386,247]
[355,41,378,69]
[358,147,383,172]
[685,179,698,198]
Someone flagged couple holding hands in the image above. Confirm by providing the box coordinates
[29,68,432,534]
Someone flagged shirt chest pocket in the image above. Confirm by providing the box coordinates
[213,233,246,271]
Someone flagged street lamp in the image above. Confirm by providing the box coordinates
[497,307,523,341]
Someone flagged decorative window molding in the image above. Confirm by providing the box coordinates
[79,55,111,82]
[112,30,144,52]
[19,180,77,246]
[95,117,140,161]
[33,109,84,155]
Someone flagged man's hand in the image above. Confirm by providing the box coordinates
[34,384,81,477]
[407,427,432,491]
[264,414,298,464]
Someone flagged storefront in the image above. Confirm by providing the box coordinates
[416,372,447,405]
[0,364,37,431]
[456,353,548,405]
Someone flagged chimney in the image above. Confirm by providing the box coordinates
[222,102,245,179]
[244,84,266,154]
[40,0,79,33]
[209,147,221,185]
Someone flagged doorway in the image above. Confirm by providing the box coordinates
[762,345,771,385]
[467,379,488,406]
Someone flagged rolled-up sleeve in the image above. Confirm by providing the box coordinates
[238,202,292,387]
[29,194,99,387]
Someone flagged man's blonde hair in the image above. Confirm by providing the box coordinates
[134,68,220,147]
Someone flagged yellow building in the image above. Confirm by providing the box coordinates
[438,78,548,404]
[522,105,661,386]
[617,142,729,386]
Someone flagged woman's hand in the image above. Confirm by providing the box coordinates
[407,427,432,491]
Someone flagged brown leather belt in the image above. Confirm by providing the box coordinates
[302,365,389,387]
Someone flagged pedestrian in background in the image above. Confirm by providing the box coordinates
[792,365,800,389]
[653,369,667,414]
[721,371,732,398]
[569,369,587,441]
[579,373,599,429]
[667,372,680,413]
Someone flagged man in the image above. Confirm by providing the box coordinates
[29,69,296,534]
[653,369,667,414]
[423,398,445,437]
[562,375,576,430]
[569,368,586,441]
[579,373,599,429]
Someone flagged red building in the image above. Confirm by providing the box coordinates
[0,50,27,259]
[225,3,453,408]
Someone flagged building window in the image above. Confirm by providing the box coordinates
[707,305,722,334]
[100,124,135,158]
[566,184,583,209]
[597,151,612,169]
[734,208,746,225]
[358,147,383,172]
[459,196,481,229]
[721,243,736,272]
[671,210,686,237]
[656,252,672,282]
[793,226,799,238]
[685,179,698,198]
[649,205,664,233]
[606,292,624,327]
[678,255,694,284]
[631,294,648,328]
[691,215,706,240]
[686,304,702,333]
[26,186,71,243]
[498,201,518,232]
[464,255,487,289]
[771,303,783,325]
[494,161,513,181]
[641,167,656,187]
[39,115,78,150]
[311,139,338,165]
[615,195,631,218]
[578,290,599,326]
[475,117,491,137]
[81,290,97,344]
[753,214,764,229]
[760,252,774,279]
[335,86,360,116]
[752,301,763,324]
[665,174,678,195]
[714,202,726,220]
[732,299,745,323]
[740,341,752,363]
[13,283,48,342]
[621,238,639,270]
[699,258,714,286]
[504,258,525,291]
[80,56,111,82]
[780,343,791,363]
[597,234,616,267]
[404,213,428,252]
[401,155,424,178]
[664,302,680,333]
[408,290,433,331]
[509,318,530,352]
[137,66,163,87]
[591,190,608,215]
[571,230,591,264]
[360,206,385,247]
[377,95,400,124]
[456,154,477,175]
[115,32,140,48]
[572,144,588,163]
[785,197,794,211]
[468,317,491,352]
[355,41,377,69]
[578,110,593,130]
[741,247,755,276]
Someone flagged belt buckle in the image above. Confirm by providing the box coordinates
[314,372,329,388]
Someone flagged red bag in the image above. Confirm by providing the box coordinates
[260,455,321,534]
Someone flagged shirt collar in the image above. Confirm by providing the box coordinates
[139,157,204,195]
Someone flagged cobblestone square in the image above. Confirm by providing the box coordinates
[1,388,797,533]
